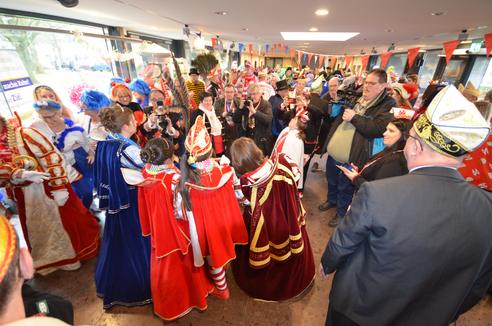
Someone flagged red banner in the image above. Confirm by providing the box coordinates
[407,47,420,68]
[443,40,459,64]
[211,38,217,49]
[319,55,325,68]
[248,43,253,54]
[380,52,392,69]
[345,55,353,67]
[307,53,313,64]
[330,56,337,68]
[360,55,370,71]
[297,50,302,63]
[484,33,492,57]
[290,48,295,58]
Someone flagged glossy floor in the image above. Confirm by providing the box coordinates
[31,167,492,325]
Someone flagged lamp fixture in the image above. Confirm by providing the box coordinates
[431,11,446,16]
[214,11,228,15]
[309,27,318,32]
[315,9,329,16]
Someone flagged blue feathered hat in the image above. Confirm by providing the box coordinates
[129,79,151,96]
[33,100,61,111]
[80,90,112,112]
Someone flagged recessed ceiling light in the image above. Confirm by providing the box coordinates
[309,27,318,32]
[477,25,488,30]
[431,11,446,16]
[241,28,249,31]
[385,29,393,33]
[214,11,228,15]
[303,42,310,45]
[281,32,359,41]
[315,9,329,16]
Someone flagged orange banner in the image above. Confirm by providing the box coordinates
[407,47,420,68]
[443,40,459,64]
[380,52,392,69]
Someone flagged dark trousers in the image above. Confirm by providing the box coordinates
[325,156,355,217]
[326,304,359,326]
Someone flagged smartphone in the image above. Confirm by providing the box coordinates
[337,163,353,171]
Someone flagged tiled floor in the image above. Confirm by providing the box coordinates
[31,168,492,325]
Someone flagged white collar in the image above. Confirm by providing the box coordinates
[409,165,458,173]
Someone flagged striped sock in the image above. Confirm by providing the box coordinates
[209,267,227,291]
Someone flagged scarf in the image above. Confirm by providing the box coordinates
[198,104,222,136]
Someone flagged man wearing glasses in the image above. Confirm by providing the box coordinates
[320,85,492,326]
[320,69,395,227]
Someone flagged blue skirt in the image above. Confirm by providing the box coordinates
[95,192,151,308]
[72,147,94,209]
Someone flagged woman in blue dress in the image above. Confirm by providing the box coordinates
[94,105,151,309]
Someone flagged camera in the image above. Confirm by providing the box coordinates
[244,98,251,107]
[333,89,362,109]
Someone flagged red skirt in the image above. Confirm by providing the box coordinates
[190,181,248,269]
[151,226,214,320]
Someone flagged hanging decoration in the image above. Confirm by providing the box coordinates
[307,53,313,64]
[248,43,253,54]
[360,55,370,71]
[484,33,492,57]
[345,55,353,67]
[238,43,245,53]
[380,52,392,69]
[318,55,325,68]
[314,55,318,65]
[297,50,302,63]
[265,44,270,55]
[303,52,308,62]
[443,40,460,64]
[407,47,420,68]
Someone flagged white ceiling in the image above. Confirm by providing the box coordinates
[1,0,492,55]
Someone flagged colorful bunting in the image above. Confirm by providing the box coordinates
[345,55,353,67]
[380,52,392,69]
[443,40,460,64]
[484,33,492,57]
[407,47,420,68]
[360,55,370,71]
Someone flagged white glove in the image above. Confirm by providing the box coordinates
[17,170,50,184]
[52,189,69,206]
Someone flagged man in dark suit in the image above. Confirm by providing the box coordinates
[320,85,492,326]
[214,83,241,156]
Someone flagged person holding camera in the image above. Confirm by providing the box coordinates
[214,84,241,156]
[140,89,181,149]
[268,80,291,142]
[320,69,395,227]
[233,84,273,156]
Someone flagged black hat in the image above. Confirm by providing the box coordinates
[189,68,199,75]
[276,80,289,91]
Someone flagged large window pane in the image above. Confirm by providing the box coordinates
[418,50,440,91]
[0,13,113,120]
[386,53,407,77]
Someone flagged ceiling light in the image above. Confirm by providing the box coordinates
[315,9,329,16]
[214,11,228,15]
[385,29,393,33]
[309,27,318,32]
[281,32,359,41]
[477,25,488,30]
[431,11,446,16]
[303,42,310,45]
[461,40,472,44]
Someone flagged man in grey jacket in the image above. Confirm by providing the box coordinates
[320,85,492,326]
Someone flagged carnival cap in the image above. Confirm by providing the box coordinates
[392,83,410,100]
[80,90,112,112]
[0,215,17,283]
[129,79,151,96]
[310,75,326,93]
[461,81,480,98]
[295,106,310,122]
[414,85,490,157]
[33,100,61,111]
[185,116,212,163]
[207,66,220,79]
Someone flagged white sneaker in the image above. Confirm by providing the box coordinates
[61,261,81,271]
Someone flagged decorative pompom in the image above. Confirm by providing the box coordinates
[125,78,131,83]
[80,90,112,112]
[69,83,93,106]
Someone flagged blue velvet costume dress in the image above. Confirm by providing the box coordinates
[94,133,151,308]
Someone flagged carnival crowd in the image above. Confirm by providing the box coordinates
[0,59,491,326]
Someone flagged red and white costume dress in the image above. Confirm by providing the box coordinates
[272,126,305,189]
[0,120,99,273]
[232,153,315,301]
[459,132,492,191]
[138,164,213,320]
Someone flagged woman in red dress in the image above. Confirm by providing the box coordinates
[179,116,248,299]
[229,137,315,301]
[137,138,213,320]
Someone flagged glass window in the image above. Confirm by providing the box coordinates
[479,58,492,97]
[0,13,113,120]
[417,50,440,91]
[386,53,407,77]
[467,56,491,98]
